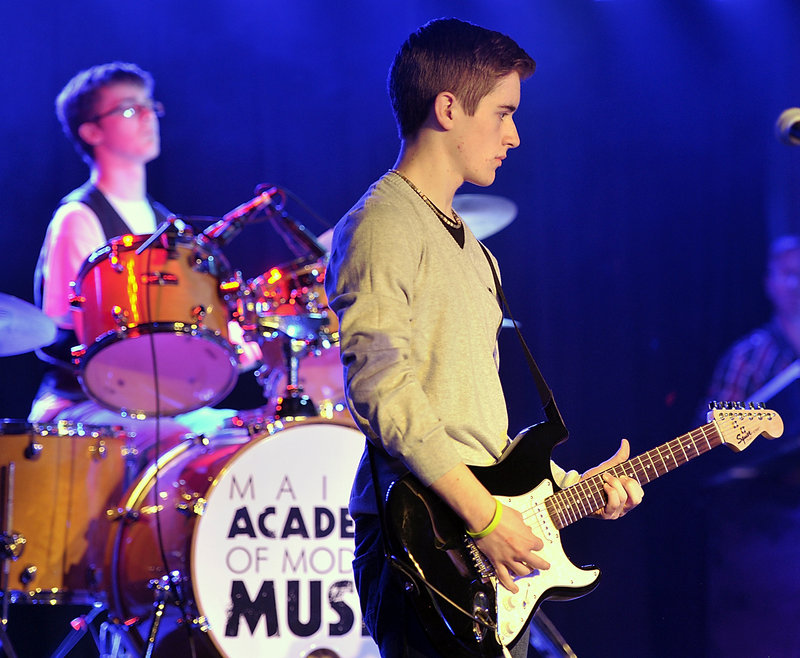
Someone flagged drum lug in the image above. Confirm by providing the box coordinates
[122,443,139,459]
[70,344,87,365]
[220,274,243,300]
[191,305,207,327]
[0,531,26,560]
[23,441,43,460]
[19,564,37,585]
[110,241,123,273]
[106,507,140,523]
[68,289,85,308]
[142,272,179,286]
[111,305,128,327]
[193,616,211,634]
[88,439,110,461]
[176,496,207,517]
[192,250,218,275]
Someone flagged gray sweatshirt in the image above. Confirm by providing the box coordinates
[325,172,576,517]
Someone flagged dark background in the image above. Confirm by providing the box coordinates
[2,1,800,656]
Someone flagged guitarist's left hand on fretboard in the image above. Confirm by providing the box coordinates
[580,438,644,520]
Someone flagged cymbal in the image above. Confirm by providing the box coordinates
[0,293,57,356]
[453,194,517,239]
[315,194,517,250]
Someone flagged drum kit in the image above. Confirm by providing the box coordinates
[0,188,519,657]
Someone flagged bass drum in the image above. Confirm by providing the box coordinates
[105,420,377,658]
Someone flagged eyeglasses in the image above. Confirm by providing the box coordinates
[88,100,165,123]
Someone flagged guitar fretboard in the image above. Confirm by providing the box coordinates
[545,421,722,529]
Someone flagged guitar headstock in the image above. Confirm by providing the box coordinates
[707,402,784,452]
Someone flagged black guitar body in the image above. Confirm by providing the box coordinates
[384,420,595,657]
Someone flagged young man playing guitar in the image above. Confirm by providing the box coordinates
[325,18,643,657]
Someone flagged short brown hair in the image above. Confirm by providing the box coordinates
[388,18,536,139]
[55,61,154,164]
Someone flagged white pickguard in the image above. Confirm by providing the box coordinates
[494,479,600,645]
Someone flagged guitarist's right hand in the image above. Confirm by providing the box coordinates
[429,463,550,594]
[476,504,551,594]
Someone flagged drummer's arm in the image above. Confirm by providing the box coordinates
[41,203,106,328]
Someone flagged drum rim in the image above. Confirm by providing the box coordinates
[73,231,232,288]
[77,324,240,417]
[248,255,329,290]
[0,419,125,438]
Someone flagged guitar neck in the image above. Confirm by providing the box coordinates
[545,421,722,530]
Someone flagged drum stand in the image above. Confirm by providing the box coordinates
[273,336,320,419]
[0,463,21,658]
[253,310,328,419]
[51,602,107,658]
[138,570,207,658]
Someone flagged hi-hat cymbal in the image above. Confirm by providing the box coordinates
[453,194,518,239]
[0,293,57,356]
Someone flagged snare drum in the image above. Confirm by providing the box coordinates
[105,420,375,657]
[70,233,239,416]
[0,420,130,603]
[258,341,349,421]
[245,257,338,342]
[245,258,349,420]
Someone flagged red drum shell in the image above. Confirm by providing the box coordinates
[71,234,238,416]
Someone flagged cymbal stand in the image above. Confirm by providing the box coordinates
[0,463,20,658]
[50,601,106,658]
[142,570,206,658]
[273,337,319,419]
[98,617,139,658]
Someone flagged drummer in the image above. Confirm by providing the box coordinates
[30,61,259,462]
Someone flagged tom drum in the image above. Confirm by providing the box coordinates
[70,232,239,416]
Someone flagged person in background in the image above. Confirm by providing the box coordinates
[30,61,259,461]
[699,235,800,437]
[325,18,643,658]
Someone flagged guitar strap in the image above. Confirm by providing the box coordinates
[478,242,566,430]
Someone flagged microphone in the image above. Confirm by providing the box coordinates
[201,186,279,245]
[775,108,800,146]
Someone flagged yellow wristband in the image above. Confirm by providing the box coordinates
[466,498,503,539]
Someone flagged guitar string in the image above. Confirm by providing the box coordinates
[516,415,764,537]
[525,421,728,528]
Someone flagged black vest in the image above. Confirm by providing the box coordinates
[34,182,171,399]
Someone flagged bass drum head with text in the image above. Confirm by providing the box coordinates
[192,420,377,657]
[105,421,377,657]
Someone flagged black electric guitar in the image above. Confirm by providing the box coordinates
[384,405,783,657]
